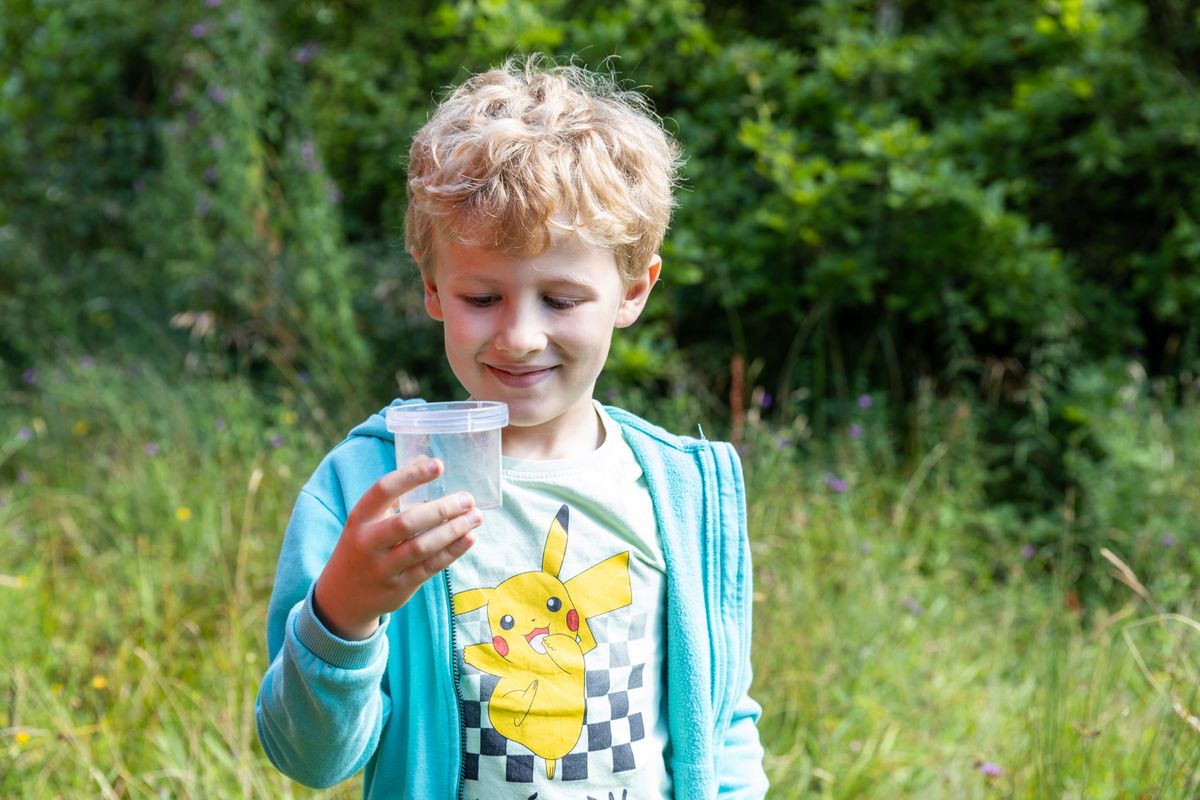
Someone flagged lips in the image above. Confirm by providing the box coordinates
[525,625,550,654]
[487,364,557,389]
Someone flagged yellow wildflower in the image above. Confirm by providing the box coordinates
[175,506,192,523]
[282,410,299,426]
[91,675,107,690]
[15,732,31,745]
[73,420,90,436]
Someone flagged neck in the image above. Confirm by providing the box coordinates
[501,403,605,460]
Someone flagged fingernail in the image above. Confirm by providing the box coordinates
[467,510,482,525]
[459,494,472,509]
[424,459,439,475]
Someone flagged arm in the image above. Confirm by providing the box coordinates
[716,671,769,798]
[254,491,391,788]
[255,459,483,788]
[715,442,770,798]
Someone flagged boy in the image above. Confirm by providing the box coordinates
[256,57,768,799]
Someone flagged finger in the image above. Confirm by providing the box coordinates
[405,524,479,585]
[365,490,476,551]
[348,458,442,527]
[383,507,482,572]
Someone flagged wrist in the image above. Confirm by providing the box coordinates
[313,576,380,641]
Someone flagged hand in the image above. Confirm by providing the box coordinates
[313,458,483,640]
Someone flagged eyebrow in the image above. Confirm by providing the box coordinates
[447,271,598,292]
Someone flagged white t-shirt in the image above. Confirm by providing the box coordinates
[448,404,672,799]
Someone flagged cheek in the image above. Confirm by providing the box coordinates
[566,609,579,632]
[492,636,509,657]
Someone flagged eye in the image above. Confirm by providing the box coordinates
[462,295,498,307]
[543,295,580,311]
[500,614,515,630]
[546,597,562,612]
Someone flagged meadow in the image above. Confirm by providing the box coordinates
[3,354,1200,799]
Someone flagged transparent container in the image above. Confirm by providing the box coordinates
[385,401,508,510]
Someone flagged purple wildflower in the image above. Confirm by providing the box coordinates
[213,418,227,432]
[327,180,343,205]
[857,393,873,409]
[269,434,284,449]
[978,761,1003,778]
[209,135,224,151]
[298,370,312,385]
[300,140,317,170]
[292,42,320,65]
[194,194,211,218]
[823,473,847,493]
[1021,544,1036,560]
[18,470,32,485]
[759,392,773,410]
[22,369,37,386]
[204,0,222,7]
[17,426,33,441]
[861,543,873,555]
[1161,532,1177,548]
[775,436,793,450]
[849,423,863,439]
[903,596,924,617]
[144,442,160,456]
[203,166,219,184]
[132,178,146,194]
[207,86,228,104]
[190,23,210,39]
[127,364,143,378]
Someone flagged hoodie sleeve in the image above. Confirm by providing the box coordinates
[713,441,770,798]
[255,488,392,788]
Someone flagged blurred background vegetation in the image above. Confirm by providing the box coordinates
[4,0,1200,796]
[6,0,1200,514]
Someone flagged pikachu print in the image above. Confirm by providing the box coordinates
[452,505,632,780]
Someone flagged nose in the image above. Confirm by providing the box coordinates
[493,300,547,357]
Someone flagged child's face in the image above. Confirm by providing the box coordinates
[422,235,658,458]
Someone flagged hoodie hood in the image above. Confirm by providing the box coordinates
[347,398,428,442]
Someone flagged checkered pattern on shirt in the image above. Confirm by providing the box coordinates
[456,608,652,786]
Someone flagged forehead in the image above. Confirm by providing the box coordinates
[435,236,622,286]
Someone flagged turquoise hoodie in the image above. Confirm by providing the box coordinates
[256,401,768,798]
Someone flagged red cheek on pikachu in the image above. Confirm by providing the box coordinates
[493,636,509,657]
[567,609,579,632]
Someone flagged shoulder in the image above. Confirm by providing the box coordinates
[300,406,400,513]
[603,404,719,454]
[604,405,744,486]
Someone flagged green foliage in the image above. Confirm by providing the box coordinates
[0,0,161,366]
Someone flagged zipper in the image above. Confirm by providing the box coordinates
[442,568,468,800]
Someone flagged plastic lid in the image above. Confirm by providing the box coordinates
[385,401,509,434]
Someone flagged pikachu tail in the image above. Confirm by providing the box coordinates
[545,758,556,780]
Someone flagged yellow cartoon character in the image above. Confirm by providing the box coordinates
[452,505,632,780]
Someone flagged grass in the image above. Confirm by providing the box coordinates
[3,354,1200,798]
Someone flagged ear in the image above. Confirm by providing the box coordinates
[452,587,491,616]
[614,254,662,329]
[421,269,444,322]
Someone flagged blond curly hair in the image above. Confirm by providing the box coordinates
[405,56,683,285]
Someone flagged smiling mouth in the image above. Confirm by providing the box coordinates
[525,625,550,654]
[487,365,556,388]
